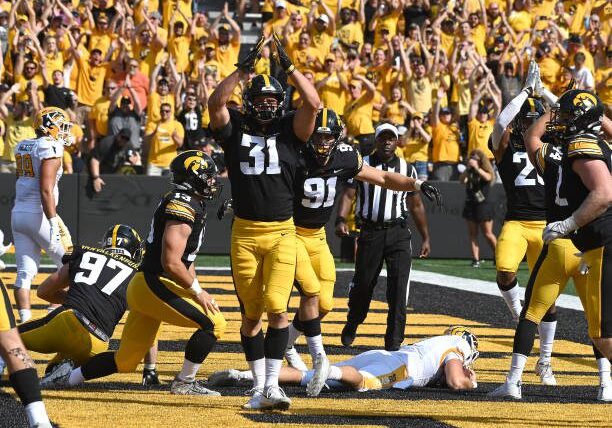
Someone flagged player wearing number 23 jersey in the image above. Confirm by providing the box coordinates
[19,225,142,368]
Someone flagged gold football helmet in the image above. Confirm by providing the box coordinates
[34,107,74,146]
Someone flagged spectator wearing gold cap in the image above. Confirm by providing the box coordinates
[431,87,460,182]
[88,11,118,58]
[210,3,241,80]
[368,0,402,48]
[315,52,349,115]
[344,74,376,155]
[168,10,193,74]
[467,84,500,161]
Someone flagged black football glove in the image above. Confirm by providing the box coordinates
[419,181,443,207]
[235,35,265,73]
[217,198,233,220]
[272,32,295,75]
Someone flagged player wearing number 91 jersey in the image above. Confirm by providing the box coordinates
[18,224,142,369]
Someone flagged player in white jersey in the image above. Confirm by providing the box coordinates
[209,326,479,396]
[11,107,74,323]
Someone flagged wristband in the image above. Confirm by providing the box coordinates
[48,216,59,228]
[335,216,346,226]
[414,179,423,190]
[189,277,203,296]
[92,176,100,180]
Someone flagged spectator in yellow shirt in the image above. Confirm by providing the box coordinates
[291,31,323,72]
[380,85,410,125]
[344,74,376,155]
[263,0,290,37]
[400,46,434,115]
[431,87,460,181]
[336,5,364,51]
[282,11,307,56]
[315,54,349,114]
[88,80,117,151]
[307,0,336,63]
[144,103,184,176]
[467,105,495,162]
[168,13,192,73]
[211,14,241,79]
[595,49,612,115]
[402,111,431,180]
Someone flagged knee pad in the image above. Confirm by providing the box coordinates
[14,271,34,290]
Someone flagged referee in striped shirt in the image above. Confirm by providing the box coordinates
[336,123,432,351]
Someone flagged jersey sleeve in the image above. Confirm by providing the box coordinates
[442,352,463,364]
[336,144,363,178]
[164,196,198,225]
[37,138,63,160]
[211,108,240,151]
[534,145,547,176]
[61,245,83,265]
[566,137,606,161]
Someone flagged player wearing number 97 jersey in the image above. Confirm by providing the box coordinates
[490,91,548,325]
[19,224,142,369]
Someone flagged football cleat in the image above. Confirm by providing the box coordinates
[243,386,291,410]
[40,360,74,389]
[597,383,612,402]
[0,356,5,380]
[488,379,522,399]
[535,359,557,386]
[285,347,308,371]
[341,324,357,347]
[142,368,161,386]
[207,369,243,387]
[306,353,331,397]
[170,377,220,396]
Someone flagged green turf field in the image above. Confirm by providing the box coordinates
[0,253,578,296]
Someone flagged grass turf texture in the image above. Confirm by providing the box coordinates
[0,254,578,296]
[0,271,604,428]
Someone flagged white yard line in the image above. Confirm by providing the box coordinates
[6,264,583,311]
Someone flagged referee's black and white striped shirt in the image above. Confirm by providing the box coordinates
[354,152,417,223]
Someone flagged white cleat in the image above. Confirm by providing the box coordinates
[535,359,557,386]
[243,386,291,410]
[597,383,612,402]
[40,360,74,389]
[285,347,308,371]
[207,369,243,387]
[306,353,331,397]
[488,379,522,399]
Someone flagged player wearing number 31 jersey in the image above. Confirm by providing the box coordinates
[20,224,142,370]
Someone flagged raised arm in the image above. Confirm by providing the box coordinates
[208,70,244,131]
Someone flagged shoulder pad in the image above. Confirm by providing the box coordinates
[165,193,198,223]
[567,137,604,160]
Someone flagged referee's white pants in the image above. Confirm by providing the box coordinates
[11,211,66,290]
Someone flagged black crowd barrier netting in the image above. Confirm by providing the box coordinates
[0,173,508,259]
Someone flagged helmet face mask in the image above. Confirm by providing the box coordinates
[243,75,285,124]
[444,325,479,367]
[102,224,144,264]
[171,150,221,200]
[308,108,344,165]
[35,107,74,146]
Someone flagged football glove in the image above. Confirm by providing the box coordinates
[416,180,443,207]
[542,216,578,244]
[523,60,540,96]
[48,217,62,254]
[272,32,295,75]
[217,198,233,220]
[235,35,265,73]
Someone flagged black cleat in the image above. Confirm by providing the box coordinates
[142,368,161,386]
[341,324,357,347]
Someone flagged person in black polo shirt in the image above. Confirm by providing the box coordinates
[40,66,75,111]
[336,123,433,351]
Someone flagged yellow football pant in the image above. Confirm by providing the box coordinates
[581,244,611,339]
[114,272,227,373]
[496,220,546,273]
[295,226,336,314]
[0,280,16,332]
[231,216,296,320]
[18,308,108,366]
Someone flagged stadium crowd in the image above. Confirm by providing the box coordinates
[0,0,608,184]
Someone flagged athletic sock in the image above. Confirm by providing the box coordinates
[24,401,51,428]
[177,360,201,382]
[18,309,31,323]
[241,330,266,390]
[264,327,288,389]
[302,317,325,362]
[597,358,611,386]
[500,281,522,321]
[508,353,528,384]
[538,317,557,363]
[143,363,156,371]
[9,368,51,427]
[328,365,342,380]
[238,370,254,381]
[287,321,302,349]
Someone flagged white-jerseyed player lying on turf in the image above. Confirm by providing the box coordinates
[208,326,479,396]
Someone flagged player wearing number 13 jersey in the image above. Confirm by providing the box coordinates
[19,224,142,369]
[490,89,547,324]
[209,66,320,409]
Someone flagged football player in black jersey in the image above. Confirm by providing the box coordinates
[542,90,612,360]
[0,277,53,428]
[21,225,142,374]
[208,35,320,409]
[43,151,227,396]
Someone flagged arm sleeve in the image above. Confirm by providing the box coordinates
[491,89,529,150]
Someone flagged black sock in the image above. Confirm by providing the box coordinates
[264,327,289,360]
[301,317,321,338]
[498,276,517,292]
[292,313,304,332]
[9,368,41,406]
[185,329,217,364]
[241,329,265,361]
[542,311,557,322]
[513,319,538,355]
[81,352,118,380]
